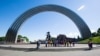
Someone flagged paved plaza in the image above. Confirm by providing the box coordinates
[0,44,100,56]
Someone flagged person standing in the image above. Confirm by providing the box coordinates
[64,40,67,47]
[88,39,93,50]
[45,40,48,47]
[72,42,75,47]
[36,41,41,49]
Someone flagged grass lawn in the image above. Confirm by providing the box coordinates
[79,36,100,44]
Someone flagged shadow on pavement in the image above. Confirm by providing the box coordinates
[0,46,99,52]
[0,46,36,51]
[25,48,89,52]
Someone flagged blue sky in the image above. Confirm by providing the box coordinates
[0,0,100,41]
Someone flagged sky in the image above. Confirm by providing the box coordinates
[0,0,100,41]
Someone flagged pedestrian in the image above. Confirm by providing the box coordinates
[45,40,48,47]
[72,42,75,47]
[88,39,93,50]
[50,40,53,46]
[66,41,69,47]
[36,41,41,49]
[69,40,72,47]
[64,40,67,47]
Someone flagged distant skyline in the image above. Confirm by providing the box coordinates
[0,0,100,41]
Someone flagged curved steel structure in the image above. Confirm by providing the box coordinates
[5,4,91,43]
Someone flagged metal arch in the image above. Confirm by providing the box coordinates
[5,4,91,43]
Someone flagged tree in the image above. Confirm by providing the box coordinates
[77,35,80,40]
[23,36,29,42]
[92,32,97,37]
[97,28,100,36]
[18,35,23,39]
[50,37,56,41]
[17,35,29,43]
[0,36,5,41]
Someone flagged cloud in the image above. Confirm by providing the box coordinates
[91,29,96,33]
[77,5,85,11]
[66,32,80,38]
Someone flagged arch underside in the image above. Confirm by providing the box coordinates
[5,4,91,43]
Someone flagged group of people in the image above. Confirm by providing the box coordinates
[36,39,75,49]
[36,32,93,50]
[36,39,93,50]
[45,40,75,47]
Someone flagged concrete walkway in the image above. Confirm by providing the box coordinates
[0,44,100,56]
[0,44,100,51]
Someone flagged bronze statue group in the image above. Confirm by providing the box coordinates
[36,32,76,49]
